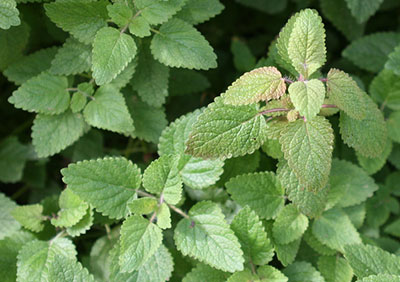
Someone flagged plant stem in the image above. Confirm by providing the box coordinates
[258,108,290,116]
[150,28,161,34]
[11,184,29,200]
[284,77,294,84]
[137,190,156,198]
[168,204,189,219]
[321,104,337,108]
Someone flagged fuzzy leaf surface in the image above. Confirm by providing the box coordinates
[0,0,20,30]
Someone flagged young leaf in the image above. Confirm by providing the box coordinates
[175,0,225,25]
[44,0,108,44]
[0,193,20,239]
[180,157,224,189]
[119,215,163,273]
[151,18,217,70]
[272,204,308,245]
[288,9,326,78]
[47,255,94,282]
[0,137,29,183]
[183,263,229,282]
[317,256,353,282]
[303,228,336,256]
[226,172,285,219]
[279,116,334,191]
[283,261,325,282]
[0,0,20,30]
[344,0,384,24]
[11,204,44,232]
[32,110,87,158]
[107,2,132,28]
[288,79,325,120]
[92,27,137,85]
[156,203,171,229]
[83,85,134,135]
[231,206,274,265]
[61,157,142,219]
[222,67,286,105]
[135,0,186,26]
[186,99,267,159]
[128,198,158,215]
[9,72,70,115]
[66,206,93,237]
[326,68,366,120]
[174,201,244,272]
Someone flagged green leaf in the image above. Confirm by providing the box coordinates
[358,274,400,282]
[119,215,163,273]
[143,155,182,205]
[274,238,301,267]
[51,188,88,228]
[317,256,353,282]
[183,263,229,282]
[4,47,58,85]
[16,238,77,282]
[356,138,393,175]
[231,206,274,265]
[70,84,91,113]
[44,0,108,44]
[47,254,94,282]
[92,27,137,85]
[344,244,400,278]
[135,0,186,26]
[50,37,91,76]
[169,69,210,96]
[11,204,44,232]
[388,111,400,143]
[180,156,224,189]
[174,201,244,272]
[370,69,400,111]
[156,203,171,229]
[272,204,308,245]
[61,157,142,219]
[0,137,29,183]
[385,45,400,76]
[83,85,134,135]
[32,110,87,158]
[176,0,224,25]
[107,2,132,28]
[339,96,387,157]
[288,9,326,78]
[329,159,378,207]
[129,17,151,38]
[128,198,158,215]
[280,116,334,191]
[312,208,361,251]
[222,67,286,105]
[131,45,169,107]
[109,59,138,89]
[0,23,29,71]
[342,32,400,72]
[303,228,336,256]
[385,218,400,237]
[0,0,20,30]
[186,99,267,159]
[326,68,366,120]
[343,204,366,229]
[344,0,384,23]
[66,206,93,237]
[0,193,20,239]
[226,172,285,219]
[289,79,325,120]
[231,38,256,72]
[151,18,217,70]
[283,261,324,282]
[217,151,260,185]
[9,72,70,115]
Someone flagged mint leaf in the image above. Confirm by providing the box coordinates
[32,110,87,158]
[344,0,384,23]
[151,18,217,70]
[183,263,229,282]
[11,204,44,232]
[288,9,326,78]
[83,85,134,135]
[119,215,163,272]
[176,0,224,25]
[107,2,132,28]
[231,38,257,72]
[66,206,93,237]
[273,238,301,267]
[388,111,400,143]
[44,0,108,44]
[289,79,325,120]
[317,256,353,282]
[226,172,285,219]
[47,255,94,282]
[9,72,70,115]
[186,99,267,159]
[135,0,186,26]
[222,67,286,105]
[385,45,400,76]
[156,203,171,230]
[283,261,325,282]
[0,137,29,183]
[169,69,210,96]
[280,116,334,191]
[356,139,393,175]
[0,23,29,71]
[61,157,142,219]
[231,206,274,265]
[0,193,20,239]
[303,229,336,255]
[128,198,158,215]
[358,274,400,282]
[0,0,20,30]
[174,201,244,272]
[180,156,224,189]
[370,69,400,111]
[92,27,137,85]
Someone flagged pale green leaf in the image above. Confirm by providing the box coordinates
[32,110,87,158]
[279,116,334,191]
[312,208,361,251]
[387,111,400,143]
[342,32,400,72]
[226,172,285,219]
[0,23,29,71]
[151,18,217,70]
[283,261,324,282]
[11,204,44,232]
[274,238,301,267]
[186,99,267,159]
[128,198,158,215]
[9,72,70,115]
[183,263,229,282]
[70,83,91,113]
[0,137,29,183]
[180,156,224,189]
[176,0,224,25]
[129,16,151,38]
[289,79,325,120]
[66,206,93,237]
[47,255,94,282]
[50,37,91,76]
[288,9,326,78]
[223,66,286,105]
[303,228,336,256]
[345,0,384,23]
[343,204,366,229]
[107,2,132,28]
[344,243,400,278]
[339,96,387,157]
[0,0,20,30]
[174,201,244,272]
[0,193,20,239]
[92,27,137,85]
[44,0,108,44]
[16,238,77,282]
[83,85,134,135]
[385,45,400,76]
[317,256,353,282]
[231,206,274,265]
[370,69,400,111]
[156,203,171,230]
[326,68,366,120]
[272,204,308,245]
[4,47,58,85]
[61,157,142,219]
[135,0,186,25]
[119,215,163,272]
[358,274,400,282]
